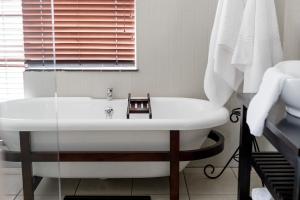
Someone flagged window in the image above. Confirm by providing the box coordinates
[0,0,24,101]
[22,0,136,70]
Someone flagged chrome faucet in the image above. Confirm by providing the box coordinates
[107,88,113,101]
[104,106,114,119]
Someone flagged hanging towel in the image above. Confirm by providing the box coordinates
[252,188,274,200]
[204,0,246,106]
[232,0,283,93]
[247,64,291,137]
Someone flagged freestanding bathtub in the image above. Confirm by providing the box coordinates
[0,97,228,178]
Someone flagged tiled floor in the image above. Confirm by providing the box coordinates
[1,167,262,200]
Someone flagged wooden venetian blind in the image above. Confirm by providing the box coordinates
[0,0,25,67]
[0,0,25,101]
[22,0,135,64]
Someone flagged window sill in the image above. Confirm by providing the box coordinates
[25,64,138,72]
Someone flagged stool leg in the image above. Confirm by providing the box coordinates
[20,131,34,200]
[170,130,180,200]
[294,157,300,200]
[238,106,252,200]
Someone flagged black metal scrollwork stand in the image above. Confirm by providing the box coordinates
[203,107,260,179]
[230,108,241,123]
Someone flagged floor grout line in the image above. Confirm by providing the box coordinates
[74,179,82,196]
[183,171,191,200]
[230,167,238,180]
[130,178,134,196]
[13,188,23,200]
[185,166,206,169]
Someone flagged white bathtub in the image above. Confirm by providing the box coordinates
[0,97,228,178]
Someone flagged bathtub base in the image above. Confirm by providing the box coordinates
[4,130,224,200]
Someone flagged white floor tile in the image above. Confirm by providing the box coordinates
[34,178,80,196]
[28,195,189,200]
[231,168,238,178]
[231,168,263,190]
[132,174,187,195]
[190,195,236,200]
[0,168,22,175]
[0,195,16,200]
[16,195,61,200]
[231,167,258,177]
[184,168,237,195]
[6,167,263,199]
[150,195,189,200]
[250,173,263,191]
[76,178,132,196]
[1,174,23,195]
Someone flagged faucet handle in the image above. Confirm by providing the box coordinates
[107,88,113,93]
[107,88,113,101]
[105,106,114,118]
[107,88,113,96]
[105,106,114,114]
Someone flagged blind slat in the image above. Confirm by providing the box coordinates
[25,46,135,49]
[0,0,24,101]
[23,13,134,17]
[0,0,25,67]
[23,0,136,62]
[24,32,134,38]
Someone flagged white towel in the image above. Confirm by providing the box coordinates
[232,0,283,93]
[214,0,245,90]
[252,188,274,200]
[247,65,291,136]
[204,0,246,106]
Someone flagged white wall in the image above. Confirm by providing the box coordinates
[24,0,290,167]
[25,0,219,99]
[283,0,300,59]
